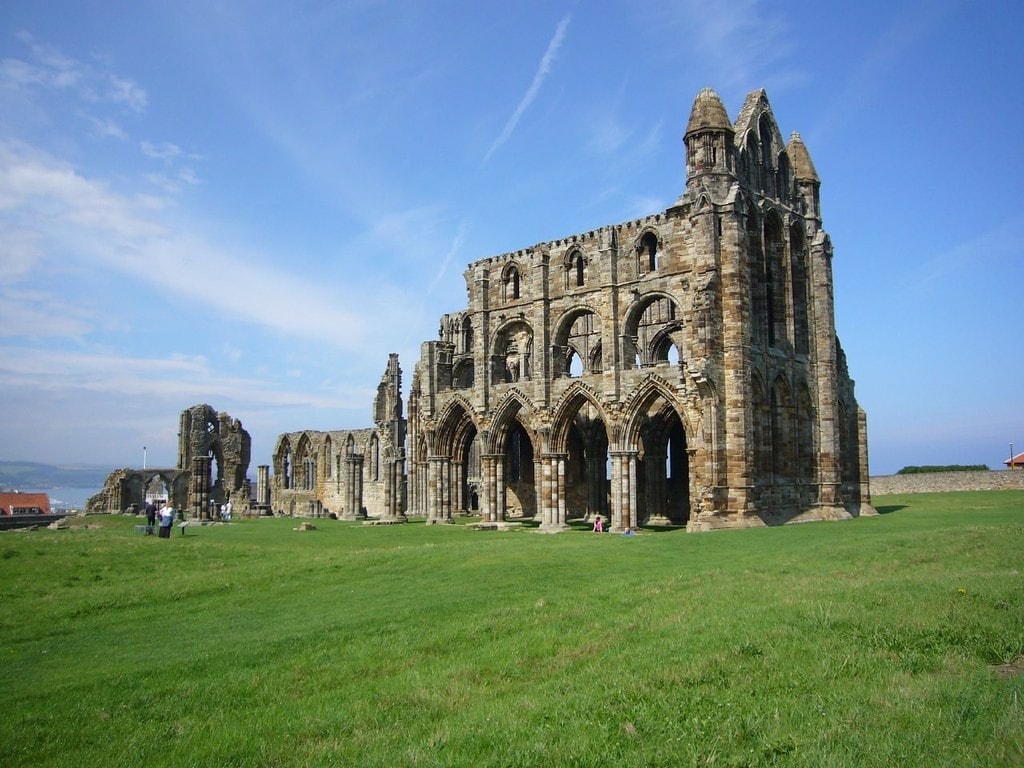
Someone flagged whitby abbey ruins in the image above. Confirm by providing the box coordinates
[90,87,874,531]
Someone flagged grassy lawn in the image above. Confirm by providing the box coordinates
[1,490,1021,767]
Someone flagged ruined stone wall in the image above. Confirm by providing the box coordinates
[270,356,407,520]
[405,87,872,532]
[870,471,1024,496]
[87,405,251,516]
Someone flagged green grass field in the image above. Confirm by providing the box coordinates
[1,491,1021,767]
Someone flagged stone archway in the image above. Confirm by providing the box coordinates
[548,387,611,529]
[616,380,694,530]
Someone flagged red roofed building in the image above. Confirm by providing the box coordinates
[1005,453,1024,470]
[0,492,51,515]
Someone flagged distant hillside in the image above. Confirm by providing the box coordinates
[0,461,112,489]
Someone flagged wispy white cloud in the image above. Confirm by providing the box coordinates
[0,139,370,347]
[2,32,147,112]
[140,140,184,162]
[425,222,468,297]
[482,14,572,165]
[0,345,348,408]
[0,286,95,338]
[646,0,799,97]
[84,115,127,140]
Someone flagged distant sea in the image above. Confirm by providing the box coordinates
[22,487,101,511]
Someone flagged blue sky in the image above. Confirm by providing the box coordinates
[1,0,1021,475]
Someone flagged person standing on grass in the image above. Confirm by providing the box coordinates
[593,515,603,533]
[145,501,157,532]
[159,504,174,539]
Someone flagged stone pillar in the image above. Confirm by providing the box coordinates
[427,456,453,523]
[452,462,464,514]
[257,465,270,506]
[191,455,212,520]
[539,453,569,532]
[481,454,505,522]
[342,454,366,520]
[386,456,407,519]
[609,450,637,531]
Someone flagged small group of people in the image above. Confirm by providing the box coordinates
[592,515,635,535]
[144,500,176,538]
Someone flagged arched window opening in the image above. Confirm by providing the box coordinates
[567,349,584,378]
[640,232,658,273]
[461,316,474,354]
[790,223,810,355]
[745,132,761,189]
[764,212,787,348]
[507,422,534,484]
[369,434,380,481]
[574,253,585,287]
[503,264,521,301]
[553,310,599,378]
[629,296,680,368]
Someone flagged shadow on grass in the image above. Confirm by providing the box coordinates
[875,504,907,515]
[565,519,686,534]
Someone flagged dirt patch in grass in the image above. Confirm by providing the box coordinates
[990,655,1024,680]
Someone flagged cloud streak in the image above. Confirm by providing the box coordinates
[481,14,571,165]
[0,139,374,347]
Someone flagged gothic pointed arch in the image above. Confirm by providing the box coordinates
[553,305,602,378]
[620,374,692,525]
[790,221,810,354]
[487,388,537,453]
[550,382,609,453]
[621,374,690,447]
[295,432,316,492]
[434,395,478,457]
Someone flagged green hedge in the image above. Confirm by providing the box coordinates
[896,464,989,475]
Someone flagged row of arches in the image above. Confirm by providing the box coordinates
[410,379,697,530]
[275,430,384,492]
[449,292,689,390]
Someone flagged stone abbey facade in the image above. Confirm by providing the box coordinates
[268,87,873,531]
[405,87,873,531]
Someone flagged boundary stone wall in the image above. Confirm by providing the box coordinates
[871,470,1024,496]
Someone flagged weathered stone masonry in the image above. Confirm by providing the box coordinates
[88,404,252,517]
[405,88,874,531]
[271,354,406,520]
[268,87,874,532]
